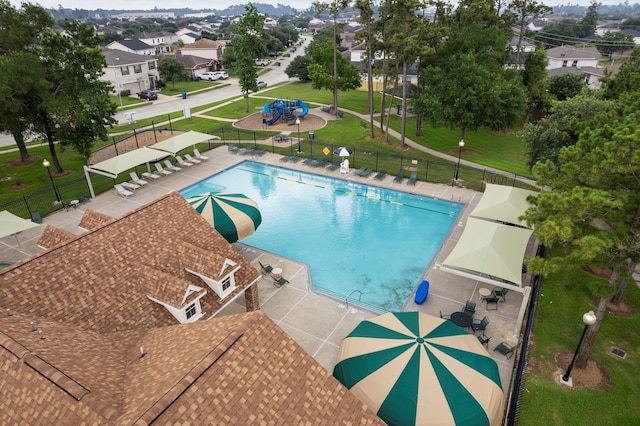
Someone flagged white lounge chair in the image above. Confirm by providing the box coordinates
[164,160,182,172]
[114,184,134,198]
[120,182,140,191]
[142,171,161,180]
[155,163,172,176]
[184,154,201,164]
[194,148,209,161]
[129,172,149,186]
[176,156,194,167]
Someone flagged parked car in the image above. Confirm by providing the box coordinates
[213,71,229,79]
[255,59,269,66]
[137,90,158,101]
[199,72,220,81]
[256,80,268,89]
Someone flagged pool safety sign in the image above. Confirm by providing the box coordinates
[323,147,330,156]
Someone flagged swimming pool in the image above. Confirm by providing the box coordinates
[181,161,463,312]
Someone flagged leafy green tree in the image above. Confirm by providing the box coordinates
[521,45,551,122]
[522,93,615,168]
[231,3,269,112]
[158,56,187,89]
[522,91,640,369]
[509,0,552,68]
[308,41,361,105]
[577,0,599,38]
[595,31,635,58]
[600,47,640,100]
[534,19,578,48]
[355,0,376,138]
[285,55,311,80]
[548,74,584,101]
[620,17,640,31]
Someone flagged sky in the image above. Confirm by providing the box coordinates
[13,0,622,12]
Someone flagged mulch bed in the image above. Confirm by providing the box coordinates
[234,112,327,132]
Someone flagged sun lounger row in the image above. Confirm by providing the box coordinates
[228,143,266,156]
[280,153,302,163]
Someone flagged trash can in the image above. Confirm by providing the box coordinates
[396,104,401,115]
[276,61,280,67]
[182,92,187,99]
[195,76,201,82]
[309,131,315,139]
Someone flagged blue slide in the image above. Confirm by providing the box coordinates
[262,102,273,114]
[297,99,309,118]
[265,110,282,125]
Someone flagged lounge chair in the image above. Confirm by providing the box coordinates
[393,169,405,183]
[374,170,387,180]
[463,300,476,317]
[289,153,302,163]
[176,156,194,167]
[120,182,141,191]
[194,148,209,161]
[302,155,314,165]
[280,154,292,162]
[77,193,90,203]
[258,261,273,275]
[114,184,134,198]
[61,200,77,211]
[492,287,509,302]
[31,211,42,224]
[164,160,181,172]
[355,167,367,175]
[228,144,239,153]
[477,334,492,348]
[494,342,518,359]
[129,172,149,186]
[273,276,289,288]
[311,158,329,168]
[408,171,417,185]
[254,147,266,156]
[142,171,161,181]
[155,163,172,176]
[359,168,373,177]
[327,159,341,171]
[471,316,490,334]
[184,154,202,164]
[482,295,499,311]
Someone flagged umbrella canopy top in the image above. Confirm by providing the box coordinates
[333,147,353,157]
[0,211,41,239]
[334,312,504,426]
[186,192,262,243]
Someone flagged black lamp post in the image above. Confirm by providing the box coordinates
[42,159,61,203]
[561,310,597,385]
[454,139,465,182]
[296,117,301,153]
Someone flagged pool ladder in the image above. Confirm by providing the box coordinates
[344,290,363,311]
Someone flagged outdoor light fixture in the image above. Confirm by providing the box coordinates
[296,117,301,153]
[454,139,465,182]
[561,310,597,385]
[42,159,61,203]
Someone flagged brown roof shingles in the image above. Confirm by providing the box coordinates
[37,225,77,250]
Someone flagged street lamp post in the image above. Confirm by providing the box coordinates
[42,159,61,203]
[454,139,465,182]
[296,118,301,153]
[561,310,597,385]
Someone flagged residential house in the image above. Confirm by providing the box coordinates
[179,38,225,69]
[0,192,383,424]
[547,65,607,90]
[137,31,180,55]
[107,38,156,56]
[621,29,640,45]
[175,52,217,79]
[545,46,601,69]
[178,32,200,45]
[101,48,159,95]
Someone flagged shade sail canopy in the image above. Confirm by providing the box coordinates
[149,131,218,156]
[470,184,538,228]
[333,312,504,426]
[86,147,168,178]
[442,217,533,286]
[0,211,41,239]
[186,192,262,243]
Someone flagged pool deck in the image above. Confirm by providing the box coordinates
[1,145,535,396]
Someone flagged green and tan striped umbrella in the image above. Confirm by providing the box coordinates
[187,192,262,243]
[333,311,504,426]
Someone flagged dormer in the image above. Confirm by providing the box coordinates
[186,257,239,300]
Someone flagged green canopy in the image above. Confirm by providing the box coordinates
[186,192,262,243]
[333,312,504,426]
[470,184,538,228]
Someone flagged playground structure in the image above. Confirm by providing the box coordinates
[262,99,309,126]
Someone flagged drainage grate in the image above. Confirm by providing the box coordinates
[609,347,628,360]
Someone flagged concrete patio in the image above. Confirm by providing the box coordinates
[0,144,535,395]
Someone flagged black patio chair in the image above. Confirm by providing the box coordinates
[463,300,476,317]
[258,261,273,275]
[482,295,499,311]
[471,316,490,334]
[492,287,509,302]
[273,276,289,288]
[477,334,492,348]
[494,342,518,359]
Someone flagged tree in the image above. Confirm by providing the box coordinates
[600,47,640,100]
[509,0,551,68]
[355,0,376,139]
[534,19,578,48]
[308,41,361,105]
[522,93,615,168]
[285,55,312,80]
[313,0,350,114]
[548,74,584,101]
[522,91,640,369]
[158,56,187,89]
[595,31,635,58]
[521,45,551,122]
[577,0,599,38]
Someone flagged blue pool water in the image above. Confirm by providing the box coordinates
[181,161,462,312]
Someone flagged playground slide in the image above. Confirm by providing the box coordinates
[297,99,309,118]
[262,102,272,114]
[265,110,282,125]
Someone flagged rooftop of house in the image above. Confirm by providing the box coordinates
[546,45,601,60]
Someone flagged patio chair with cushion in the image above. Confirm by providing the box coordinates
[184,154,202,164]
[258,261,273,275]
[492,287,509,302]
[273,276,289,288]
[477,334,492,348]
[494,342,518,359]
[142,171,161,181]
[482,295,499,311]
[176,156,194,167]
[471,316,490,334]
[120,182,140,191]
[463,300,476,317]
